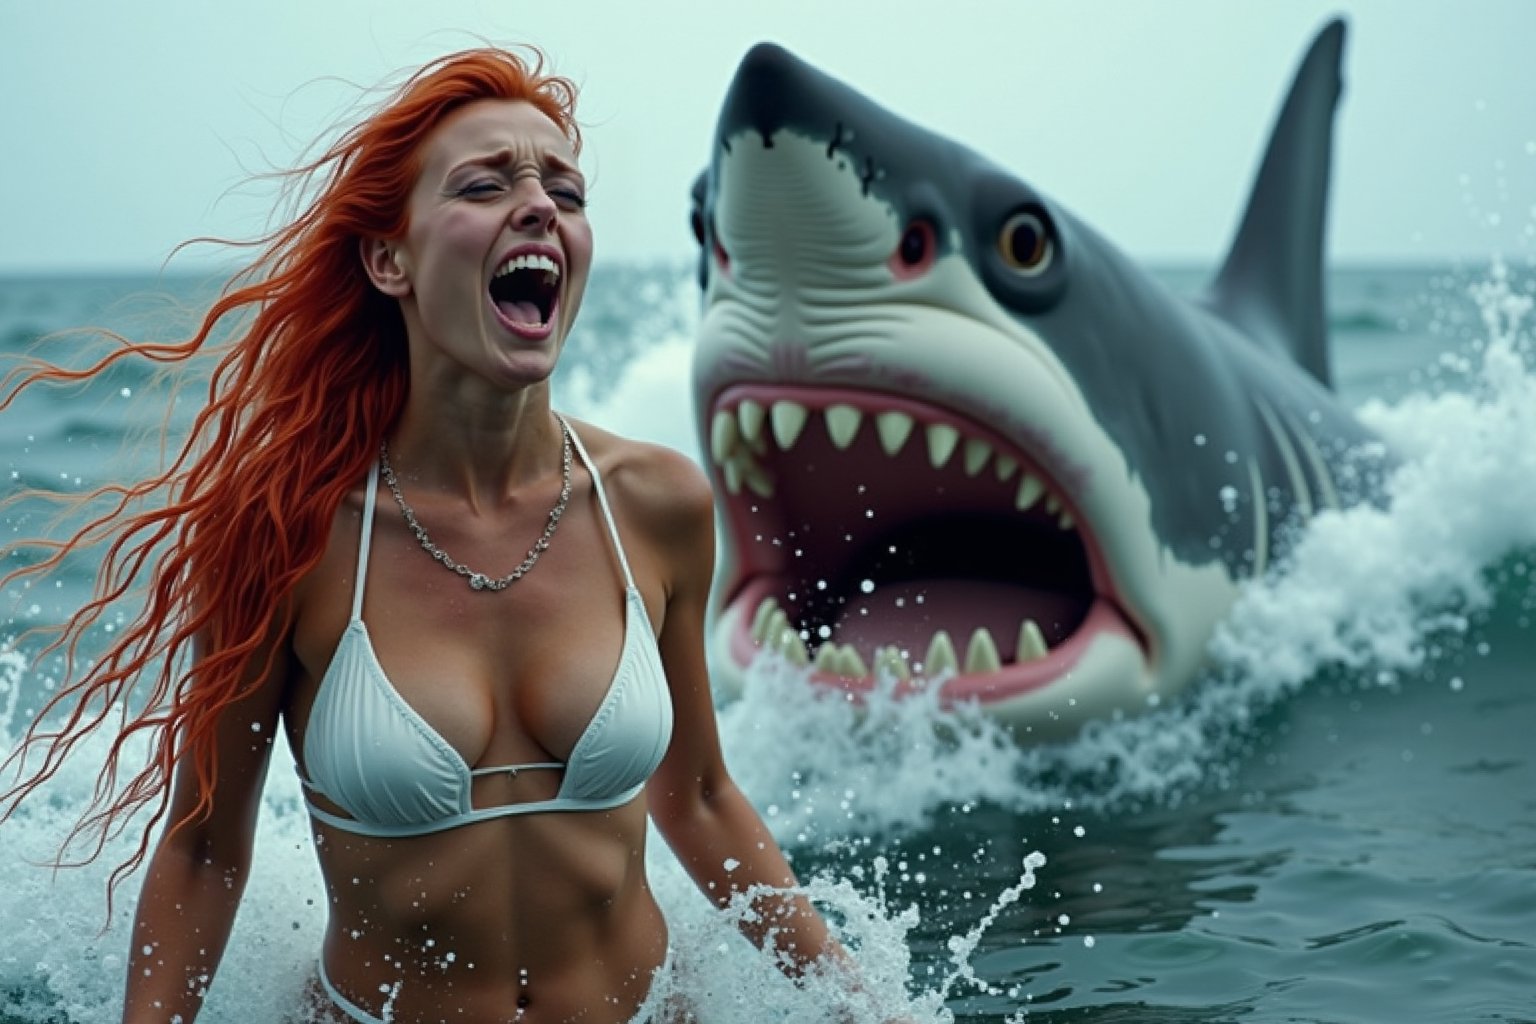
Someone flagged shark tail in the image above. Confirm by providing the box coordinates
[1206,18,1347,388]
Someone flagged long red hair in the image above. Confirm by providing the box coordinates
[0,47,581,901]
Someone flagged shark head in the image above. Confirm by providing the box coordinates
[691,28,1382,735]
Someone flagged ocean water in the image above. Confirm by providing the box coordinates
[1,259,1534,1024]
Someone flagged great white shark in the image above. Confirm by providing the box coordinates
[689,20,1388,736]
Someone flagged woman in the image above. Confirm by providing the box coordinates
[1,47,841,1023]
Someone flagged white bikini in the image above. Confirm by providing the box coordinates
[299,422,674,1022]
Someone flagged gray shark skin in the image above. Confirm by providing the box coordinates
[690,20,1390,736]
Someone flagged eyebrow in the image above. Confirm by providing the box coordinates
[449,147,585,181]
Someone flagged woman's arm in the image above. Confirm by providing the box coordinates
[121,628,293,1024]
[634,446,840,971]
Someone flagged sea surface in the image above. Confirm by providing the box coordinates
[1,261,1533,1023]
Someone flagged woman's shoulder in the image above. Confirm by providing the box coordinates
[569,419,714,537]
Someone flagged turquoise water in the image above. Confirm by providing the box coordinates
[1,263,1533,1023]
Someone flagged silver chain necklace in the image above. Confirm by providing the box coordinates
[378,417,574,591]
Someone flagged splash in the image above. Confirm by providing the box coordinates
[644,835,1050,1023]
[1,687,326,1024]
[1212,259,1535,690]
[717,657,1028,841]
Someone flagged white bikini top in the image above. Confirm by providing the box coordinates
[300,422,674,838]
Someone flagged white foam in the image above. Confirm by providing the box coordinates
[1213,260,1536,694]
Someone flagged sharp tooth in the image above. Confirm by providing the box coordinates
[1016,619,1048,662]
[825,405,863,449]
[777,627,809,667]
[1057,510,1074,530]
[710,410,739,464]
[1014,473,1043,511]
[924,630,958,677]
[818,642,868,678]
[835,644,868,677]
[751,596,781,642]
[722,457,743,495]
[875,412,914,455]
[743,463,774,498]
[1045,494,1061,515]
[964,628,1001,674]
[875,646,911,681]
[995,454,1019,482]
[770,401,809,450]
[963,438,992,476]
[764,607,789,643]
[926,424,960,469]
[737,400,766,449]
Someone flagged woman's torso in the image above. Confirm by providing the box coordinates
[280,426,674,1023]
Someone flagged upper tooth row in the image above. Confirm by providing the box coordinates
[749,596,1051,678]
[494,253,560,278]
[711,402,1067,517]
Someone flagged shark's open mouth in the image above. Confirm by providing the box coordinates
[710,384,1145,704]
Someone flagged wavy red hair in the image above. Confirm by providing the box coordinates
[0,47,582,903]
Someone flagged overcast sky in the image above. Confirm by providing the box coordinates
[2,0,1533,274]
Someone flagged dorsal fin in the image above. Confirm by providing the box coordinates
[1205,19,1346,388]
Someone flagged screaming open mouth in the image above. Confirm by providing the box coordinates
[489,252,561,331]
[710,384,1146,704]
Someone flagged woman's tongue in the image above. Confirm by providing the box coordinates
[496,298,543,326]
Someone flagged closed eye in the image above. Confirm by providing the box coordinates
[549,187,587,211]
[452,180,505,198]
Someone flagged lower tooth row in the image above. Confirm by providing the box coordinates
[748,596,1051,678]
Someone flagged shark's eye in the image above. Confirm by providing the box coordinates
[998,210,1053,275]
[889,220,936,279]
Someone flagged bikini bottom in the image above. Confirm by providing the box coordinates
[316,950,677,1023]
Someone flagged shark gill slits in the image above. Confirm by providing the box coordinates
[889,220,936,280]
[998,208,1054,276]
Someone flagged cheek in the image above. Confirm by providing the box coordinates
[418,208,490,257]
[564,219,595,259]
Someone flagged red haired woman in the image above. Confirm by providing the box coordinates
[2,47,841,1023]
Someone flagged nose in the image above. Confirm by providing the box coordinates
[509,180,558,234]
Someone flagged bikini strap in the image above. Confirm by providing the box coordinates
[559,415,637,590]
[352,457,380,621]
